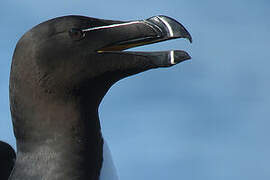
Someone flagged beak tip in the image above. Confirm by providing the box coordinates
[151,15,192,43]
[171,50,191,65]
[188,36,193,43]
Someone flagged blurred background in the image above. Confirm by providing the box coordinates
[1,0,269,179]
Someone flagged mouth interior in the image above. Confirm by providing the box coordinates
[97,36,187,53]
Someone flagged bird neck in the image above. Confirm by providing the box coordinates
[10,98,104,180]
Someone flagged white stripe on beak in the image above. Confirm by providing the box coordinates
[82,21,140,32]
[158,17,174,37]
[170,51,175,64]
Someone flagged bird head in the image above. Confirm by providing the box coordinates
[11,15,191,101]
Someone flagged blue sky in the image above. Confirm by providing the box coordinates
[1,0,270,179]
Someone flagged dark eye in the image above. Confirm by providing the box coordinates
[69,28,85,41]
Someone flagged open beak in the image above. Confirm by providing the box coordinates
[83,15,192,65]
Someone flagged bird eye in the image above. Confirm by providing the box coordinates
[69,28,85,41]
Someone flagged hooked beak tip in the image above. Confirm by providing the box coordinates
[146,15,192,43]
